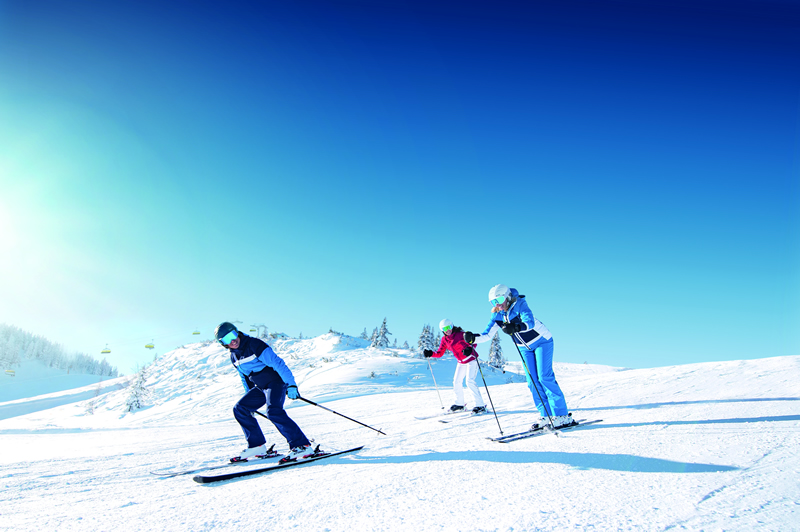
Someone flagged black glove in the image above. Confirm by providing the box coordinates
[423,349,433,358]
[463,331,476,343]
[462,346,473,357]
[501,321,522,335]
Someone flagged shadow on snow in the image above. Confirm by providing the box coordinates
[352,451,739,474]
[573,397,800,412]
[577,414,800,428]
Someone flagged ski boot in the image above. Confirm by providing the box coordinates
[230,443,278,463]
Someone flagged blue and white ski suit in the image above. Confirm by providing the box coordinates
[473,289,568,417]
[228,334,310,449]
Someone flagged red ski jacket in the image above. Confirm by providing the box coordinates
[431,328,478,364]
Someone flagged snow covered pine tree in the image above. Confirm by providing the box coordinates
[417,324,436,356]
[126,365,150,412]
[370,318,392,348]
[488,332,505,369]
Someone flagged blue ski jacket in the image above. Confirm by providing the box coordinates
[228,334,298,392]
[473,288,552,350]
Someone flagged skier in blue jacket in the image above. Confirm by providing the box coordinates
[466,285,573,430]
[215,322,315,463]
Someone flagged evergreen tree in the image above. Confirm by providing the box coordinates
[368,327,377,345]
[402,340,409,349]
[125,365,151,412]
[417,325,436,353]
[360,328,369,340]
[371,318,392,348]
[488,332,505,369]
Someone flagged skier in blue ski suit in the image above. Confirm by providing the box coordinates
[216,322,311,460]
[467,285,572,429]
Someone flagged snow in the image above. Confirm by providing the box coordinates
[1,334,798,531]
[0,358,119,404]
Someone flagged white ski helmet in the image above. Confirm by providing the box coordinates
[488,284,511,304]
[439,318,454,332]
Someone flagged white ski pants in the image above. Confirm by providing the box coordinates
[453,360,485,407]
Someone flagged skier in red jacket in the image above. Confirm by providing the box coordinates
[424,319,487,414]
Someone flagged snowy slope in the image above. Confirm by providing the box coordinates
[0,334,798,531]
[0,357,120,403]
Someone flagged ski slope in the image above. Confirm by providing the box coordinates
[1,334,798,531]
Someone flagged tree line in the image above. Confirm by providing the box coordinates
[0,323,119,377]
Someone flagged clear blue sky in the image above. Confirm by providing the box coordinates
[1,0,798,373]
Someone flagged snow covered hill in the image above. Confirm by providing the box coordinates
[1,334,798,531]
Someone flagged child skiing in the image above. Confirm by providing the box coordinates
[215,322,319,464]
[466,285,573,430]
[424,319,487,414]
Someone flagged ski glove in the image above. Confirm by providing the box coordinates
[423,349,433,358]
[501,321,522,335]
[463,346,473,357]
[463,331,476,343]
[287,385,300,400]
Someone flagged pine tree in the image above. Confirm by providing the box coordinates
[488,332,505,369]
[417,325,436,353]
[402,340,409,349]
[360,328,369,340]
[125,365,151,412]
[371,318,392,348]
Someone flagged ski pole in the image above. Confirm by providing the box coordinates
[509,332,555,429]
[427,358,445,409]
[298,396,386,435]
[475,360,503,436]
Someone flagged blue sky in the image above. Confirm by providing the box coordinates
[1,0,798,373]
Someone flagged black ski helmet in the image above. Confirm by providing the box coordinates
[215,322,238,342]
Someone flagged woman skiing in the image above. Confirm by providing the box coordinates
[424,319,487,414]
[215,322,317,464]
[466,285,573,429]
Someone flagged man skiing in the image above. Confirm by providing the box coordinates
[215,322,316,463]
[424,319,487,415]
[466,285,573,429]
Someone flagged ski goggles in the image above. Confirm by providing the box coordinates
[490,296,506,306]
[441,324,453,333]
[218,330,238,346]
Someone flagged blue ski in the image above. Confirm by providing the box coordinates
[488,419,603,443]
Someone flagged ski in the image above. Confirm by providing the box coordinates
[415,410,469,421]
[486,417,589,442]
[414,410,453,420]
[489,419,603,443]
[439,409,489,423]
[487,423,551,442]
[193,446,365,484]
[151,445,281,478]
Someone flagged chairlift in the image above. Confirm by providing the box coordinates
[4,370,15,377]
[249,328,257,332]
[145,340,155,349]
[192,329,200,335]
[101,344,111,354]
